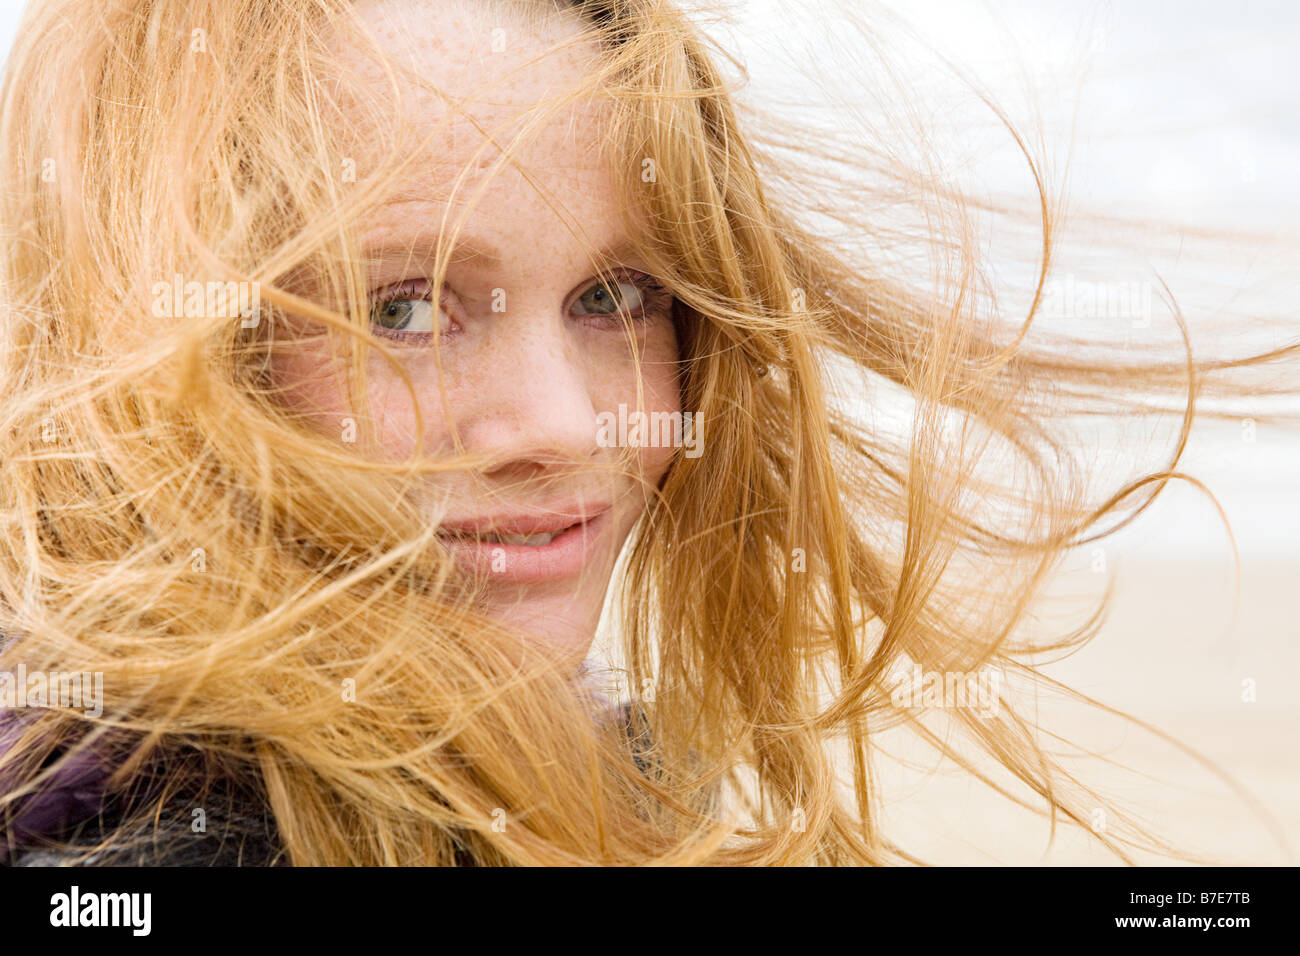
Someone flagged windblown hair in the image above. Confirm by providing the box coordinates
[0,0,1295,865]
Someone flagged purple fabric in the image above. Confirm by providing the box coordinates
[0,708,120,862]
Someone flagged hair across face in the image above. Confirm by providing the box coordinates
[270,0,682,656]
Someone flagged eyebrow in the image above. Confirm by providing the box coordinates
[361,217,645,273]
[362,232,504,269]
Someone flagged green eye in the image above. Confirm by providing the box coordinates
[370,296,449,333]
[575,280,644,316]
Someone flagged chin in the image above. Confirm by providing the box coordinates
[482,590,602,666]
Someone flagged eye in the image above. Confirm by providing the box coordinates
[369,279,453,337]
[571,273,670,323]
[574,279,643,316]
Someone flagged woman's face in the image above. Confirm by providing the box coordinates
[271,0,680,660]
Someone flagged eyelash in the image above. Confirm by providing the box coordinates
[366,270,673,344]
[578,272,673,331]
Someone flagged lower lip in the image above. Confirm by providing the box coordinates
[436,511,609,583]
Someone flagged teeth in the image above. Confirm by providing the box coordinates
[459,531,558,546]
[441,523,580,546]
[497,532,557,546]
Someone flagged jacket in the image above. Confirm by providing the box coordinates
[0,702,654,866]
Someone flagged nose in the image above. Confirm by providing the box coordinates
[452,310,602,484]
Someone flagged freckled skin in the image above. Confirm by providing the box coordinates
[270,0,680,660]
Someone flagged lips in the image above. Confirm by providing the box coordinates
[436,505,611,583]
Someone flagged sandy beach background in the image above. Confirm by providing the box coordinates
[873,554,1300,865]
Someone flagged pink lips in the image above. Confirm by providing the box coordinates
[436,505,611,583]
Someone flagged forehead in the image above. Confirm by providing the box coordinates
[325,0,625,248]
[328,0,606,172]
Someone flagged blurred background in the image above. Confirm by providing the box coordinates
[718,0,1300,864]
[2,0,1295,863]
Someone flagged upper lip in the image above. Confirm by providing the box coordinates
[437,504,610,537]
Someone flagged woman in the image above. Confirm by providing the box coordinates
[0,0,1293,865]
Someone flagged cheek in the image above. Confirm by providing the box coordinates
[636,443,678,488]
[609,317,681,409]
[269,338,442,459]
[268,340,347,424]
[607,319,683,485]
[365,362,451,459]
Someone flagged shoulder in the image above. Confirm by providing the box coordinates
[0,711,286,867]
[8,810,287,866]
